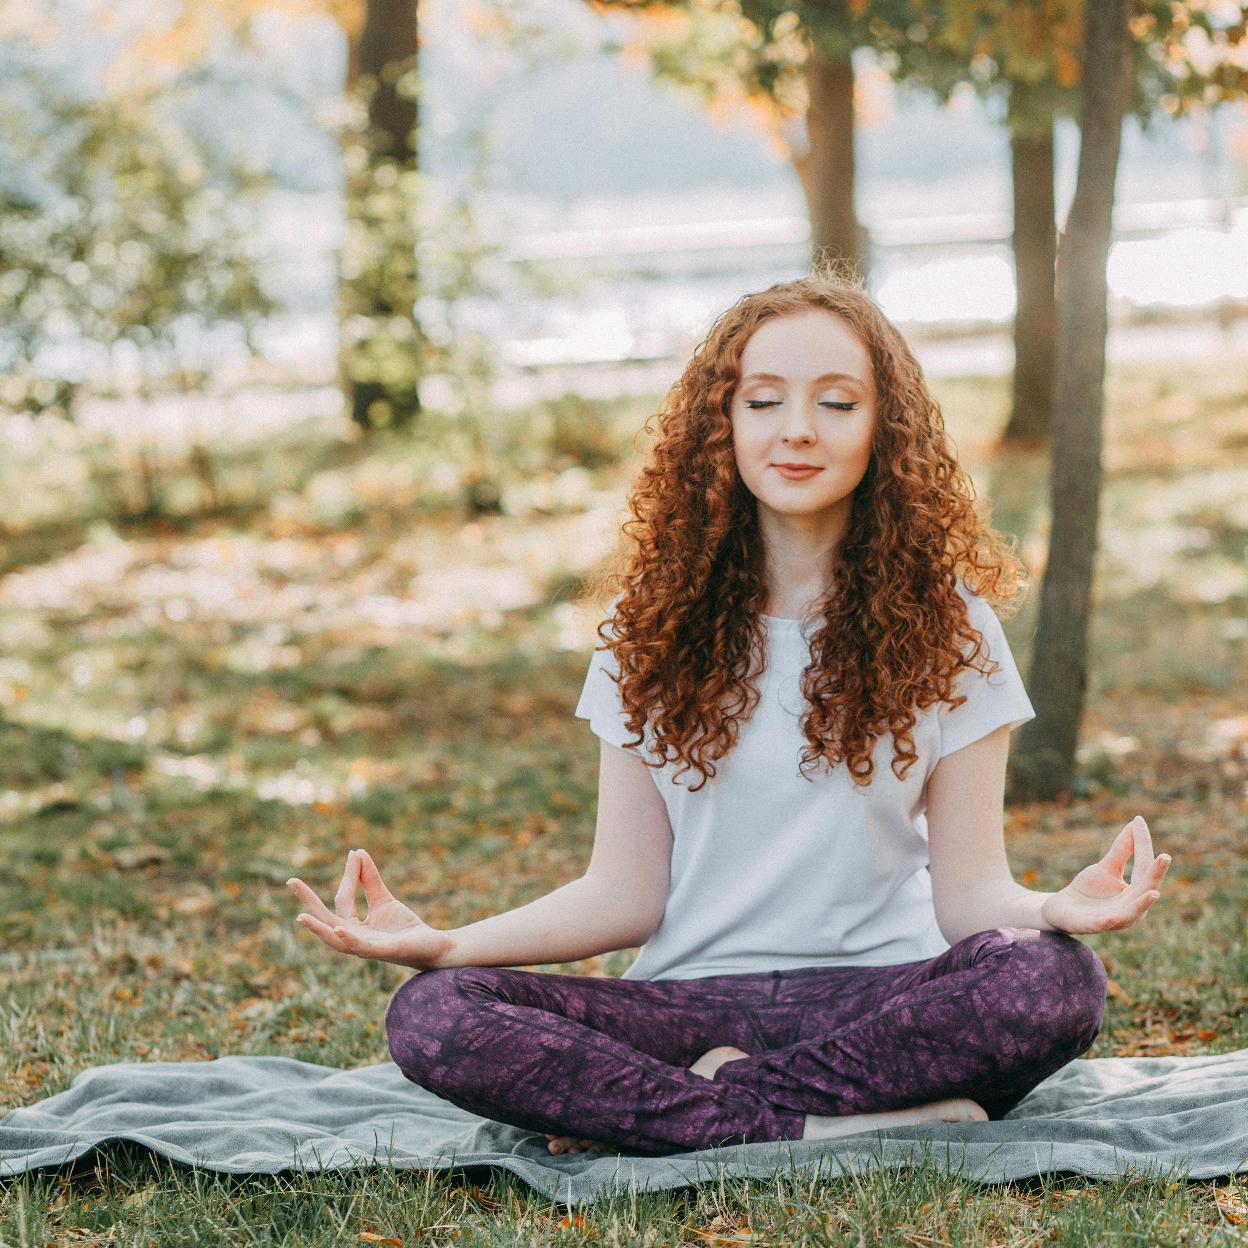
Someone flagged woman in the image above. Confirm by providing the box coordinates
[287,271,1172,1158]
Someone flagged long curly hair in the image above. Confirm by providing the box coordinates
[579,267,1029,792]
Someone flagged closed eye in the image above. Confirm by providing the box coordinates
[745,400,858,411]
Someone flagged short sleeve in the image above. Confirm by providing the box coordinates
[936,590,1036,760]
[574,621,648,752]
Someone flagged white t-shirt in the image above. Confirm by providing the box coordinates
[573,581,1037,981]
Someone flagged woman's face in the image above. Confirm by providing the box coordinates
[729,308,878,523]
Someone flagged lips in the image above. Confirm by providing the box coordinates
[773,464,823,478]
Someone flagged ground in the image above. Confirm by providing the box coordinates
[0,358,1245,1243]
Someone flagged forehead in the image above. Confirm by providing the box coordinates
[739,309,872,388]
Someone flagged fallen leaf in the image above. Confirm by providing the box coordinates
[173,892,216,916]
[1106,978,1133,1004]
[1215,1185,1248,1225]
[110,843,172,870]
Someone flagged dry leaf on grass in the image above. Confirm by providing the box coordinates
[1215,1185,1248,1225]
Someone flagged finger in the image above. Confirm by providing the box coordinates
[286,878,337,925]
[323,913,392,960]
[1129,816,1155,883]
[1153,851,1172,886]
[1119,886,1162,927]
[1101,823,1136,877]
[335,850,361,922]
[296,911,353,954]
[355,848,397,904]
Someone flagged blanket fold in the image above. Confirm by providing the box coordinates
[3,1048,1247,1205]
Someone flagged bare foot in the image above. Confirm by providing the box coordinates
[690,1045,751,1080]
[545,1045,753,1154]
[543,1132,611,1155]
[802,1096,989,1140]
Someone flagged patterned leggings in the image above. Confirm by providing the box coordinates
[384,926,1107,1156]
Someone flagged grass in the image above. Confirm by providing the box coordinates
[1,355,1247,1243]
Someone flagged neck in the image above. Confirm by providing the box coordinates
[755,499,850,619]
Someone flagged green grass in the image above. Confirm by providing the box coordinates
[3,1156,1244,1246]
[1,356,1247,1242]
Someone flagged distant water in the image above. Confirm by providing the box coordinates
[245,194,1248,405]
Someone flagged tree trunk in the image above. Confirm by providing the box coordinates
[339,0,422,431]
[1007,0,1131,804]
[792,46,869,280]
[1001,88,1057,448]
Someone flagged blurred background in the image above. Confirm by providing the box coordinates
[1,0,1246,1111]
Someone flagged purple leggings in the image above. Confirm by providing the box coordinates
[384,926,1107,1156]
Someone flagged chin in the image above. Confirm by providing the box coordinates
[762,495,842,516]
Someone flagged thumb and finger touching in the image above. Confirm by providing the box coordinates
[1056,816,1171,929]
[1099,816,1169,887]
[288,849,415,959]
[355,848,397,904]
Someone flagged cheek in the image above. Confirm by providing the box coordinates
[730,423,766,465]
[827,423,875,471]
[816,422,871,458]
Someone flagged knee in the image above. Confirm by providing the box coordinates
[384,966,503,1082]
[1002,928,1107,1053]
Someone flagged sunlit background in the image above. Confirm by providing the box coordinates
[10,0,1248,406]
[2,6,1248,1238]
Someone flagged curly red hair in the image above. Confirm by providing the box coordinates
[580,267,1029,792]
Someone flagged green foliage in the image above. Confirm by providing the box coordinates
[338,53,424,431]
[0,40,277,418]
[544,392,633,469]
[0,720,145,789]
[337,65,521,464]
[595,0,1248,152]
[855,0,1248,130]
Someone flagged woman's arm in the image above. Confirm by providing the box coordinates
[926,724,1054,945]
[927,724,1171,941]
[289,739,674,970]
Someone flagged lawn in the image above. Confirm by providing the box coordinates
[1,357,1246,1244]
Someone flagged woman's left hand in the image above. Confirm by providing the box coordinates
[1039,816,1172,935]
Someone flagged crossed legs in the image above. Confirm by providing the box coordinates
[384,926,1107,1156]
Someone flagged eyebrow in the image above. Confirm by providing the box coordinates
[741,371,867,389]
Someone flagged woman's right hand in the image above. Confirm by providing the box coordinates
[287,848,455,970]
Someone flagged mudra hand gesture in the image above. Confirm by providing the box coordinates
[287,848,453,969]
[1039,815,1172,935]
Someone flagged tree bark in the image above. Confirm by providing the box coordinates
[792,45,869,280]
[1007,0,1131,803]
[340,0,422,431]
[1001,88,1057,448]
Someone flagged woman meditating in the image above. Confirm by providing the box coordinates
[286,271,1172,1158]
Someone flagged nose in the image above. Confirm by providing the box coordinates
[779,399,818,445]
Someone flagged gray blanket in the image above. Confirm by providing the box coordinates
[3,1048,1247,1205]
